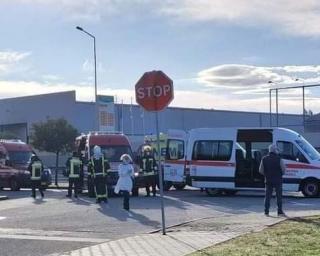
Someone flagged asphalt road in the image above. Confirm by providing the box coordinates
[0,188,320,256]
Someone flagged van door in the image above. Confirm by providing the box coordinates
[235,129,272,188]
[164,130,187,188]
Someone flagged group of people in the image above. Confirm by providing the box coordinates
[28,142,285,216]
[63,144,158,210]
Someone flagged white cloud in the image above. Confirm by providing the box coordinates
[8,1,320,37]
[0,51,31,74]
[161,0,320,37]
[197,64,320,93]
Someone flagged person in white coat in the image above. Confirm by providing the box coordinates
[114,154,134,210]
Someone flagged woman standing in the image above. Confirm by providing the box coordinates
[114,154,134,211]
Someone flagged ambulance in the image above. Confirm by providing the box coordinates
[184,127,320,197]
[75,131,142,196]
[163,130,188,190]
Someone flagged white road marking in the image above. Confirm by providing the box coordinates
[0,217,6,220]
[0,234,108,243]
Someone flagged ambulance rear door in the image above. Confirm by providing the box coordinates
[164,130,187,183]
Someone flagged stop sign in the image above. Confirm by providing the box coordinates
[135,70,174,111]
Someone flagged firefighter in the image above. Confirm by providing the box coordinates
[65,152,82,198]
[88,145,110,203]
[28,154,44,198]
[140,145,158,197]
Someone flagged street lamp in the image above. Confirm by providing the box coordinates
[76,26,99,131]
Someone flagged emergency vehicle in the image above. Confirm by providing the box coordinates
[163,130,188,190]
[183,127,320,197]
[0,139,52,190]
[75,132,143,196]
[142,131,187,190]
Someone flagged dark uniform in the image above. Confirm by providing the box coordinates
[66,152,82,198]
[259,146,286,216]
[88,156,110,203]
[28,155,44,198]
[140,148,158,197]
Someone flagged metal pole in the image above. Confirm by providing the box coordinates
[276,89,279,127]
[302,86,305,127]
[155,111,166,235]
[269,89,272,127]
[93,36,99,131]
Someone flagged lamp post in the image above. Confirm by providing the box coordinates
[76,26,99,131]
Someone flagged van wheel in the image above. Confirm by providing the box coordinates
[205,188,222,196]
[10,178,20,191]
[173,184,186,190]
[301,180,319,197]
[224,190,237,196]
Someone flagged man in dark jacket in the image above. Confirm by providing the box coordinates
[28,155,44,198]
[259,144,286,216]
[65,152,82,198]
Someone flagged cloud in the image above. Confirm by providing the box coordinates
[0,51,31,74]
[161,0,320,37]
[9,1,320,37]
[197,64,320,94]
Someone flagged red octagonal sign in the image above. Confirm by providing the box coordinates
[135,70,174,112]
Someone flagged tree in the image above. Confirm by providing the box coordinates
[30,118,78,186]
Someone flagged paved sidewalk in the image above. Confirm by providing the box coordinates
[49,209,320,256]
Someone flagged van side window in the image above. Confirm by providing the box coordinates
[277,141,308,163]
[166,139,184,160]
[192,140,233,161]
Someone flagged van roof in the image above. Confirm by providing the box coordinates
[0,140,33,152]
[88,134,130,146]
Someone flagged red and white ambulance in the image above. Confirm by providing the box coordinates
[182,127,320,197]
[75,132,142,196]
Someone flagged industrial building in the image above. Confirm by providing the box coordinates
[0,91,319,156]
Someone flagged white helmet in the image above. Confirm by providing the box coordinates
[93,145,102,158]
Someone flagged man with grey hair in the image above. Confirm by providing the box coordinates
[259,144,286,216]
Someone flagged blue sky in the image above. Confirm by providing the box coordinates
[1,0,320,114]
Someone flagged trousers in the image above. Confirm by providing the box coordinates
[264,182,283,213]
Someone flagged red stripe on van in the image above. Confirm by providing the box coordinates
[286,163,320,170]
[190,160,235,167]
[165,160,185,164]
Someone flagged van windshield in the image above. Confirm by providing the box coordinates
[90,146,132,162]
[8,151,32,164]
[295,138,320,161]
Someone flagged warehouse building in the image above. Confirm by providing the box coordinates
[0,90,318,154]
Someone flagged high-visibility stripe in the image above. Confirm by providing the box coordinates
[91,156,107,177]
[70,158,81,178]
[31,162,42,180]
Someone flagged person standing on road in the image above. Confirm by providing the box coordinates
[259,144,286,216]
[88,145,110,204]
[114,154,134,211]
[28,155,44,199]
[140,146,158,197]
[65,151,82,198]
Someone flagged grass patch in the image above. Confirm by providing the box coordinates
[190,216,320,256]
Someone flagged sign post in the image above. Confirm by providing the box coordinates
[135,70,174,235]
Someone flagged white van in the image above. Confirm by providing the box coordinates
[185,127,320,197]
[163,130,188,190]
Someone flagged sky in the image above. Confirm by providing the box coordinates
[1,0,320,114]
